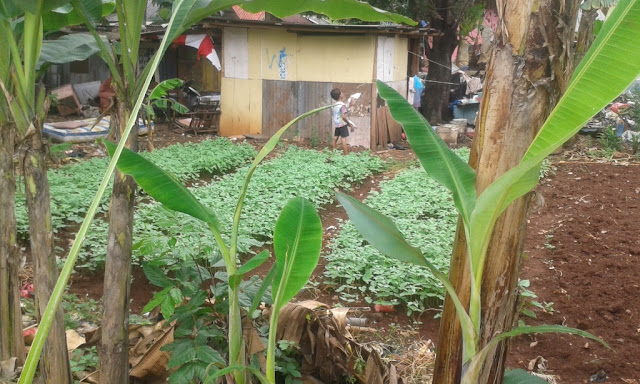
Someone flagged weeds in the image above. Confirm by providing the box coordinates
[599,127,623,154]
[517,279,555,326]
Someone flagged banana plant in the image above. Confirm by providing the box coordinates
[19,1,412,383]
[0,1,114,383]
[338,2,640,383]
[103,106,325,384]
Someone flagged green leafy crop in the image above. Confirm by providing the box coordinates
[325,148,469,314]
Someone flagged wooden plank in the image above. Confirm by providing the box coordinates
[376,107,388,147]
[385,107,402,143]
[370,82,377,149]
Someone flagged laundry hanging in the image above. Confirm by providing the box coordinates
[173,34,221,70]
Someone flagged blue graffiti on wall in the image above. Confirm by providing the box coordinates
[278,48,288,79]
[265,47,289,79]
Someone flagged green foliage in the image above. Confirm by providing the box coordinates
[458,2,486,37]
[517,279,554,322]
[503,369,549,384]
[144,78,188,121]
[632,133,640,155]
[599,126,623,153]
[142,262,256,384]
[77,147,383,271]
[274,340,303,384]
[327,150,468,314]
[21,292,102,330]
[70,346,99,383]
[338,0,640,378]
[14,138,256,241]
[272,197,322,311]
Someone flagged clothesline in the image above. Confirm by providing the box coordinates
[407,50,452,70]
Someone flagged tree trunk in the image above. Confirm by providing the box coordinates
[0,125,25,365]
[433,1,579,382]
[23,125,72,384]
[100,101,138,384]
[575,9,597,68]
[422,0,459,125]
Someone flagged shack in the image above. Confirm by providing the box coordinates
[43,7,435,148]
[200,9,434,148]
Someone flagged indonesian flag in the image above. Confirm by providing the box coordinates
[173,34,221,70]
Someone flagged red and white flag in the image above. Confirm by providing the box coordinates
[173,34,221,70]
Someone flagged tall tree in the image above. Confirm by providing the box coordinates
[422,0,459,125]
[0,3,23,365]
[0,94,24,369]
[0,2,114,382]
[433,0,580,382]
[0,3,72,382]
[575,0,618,67]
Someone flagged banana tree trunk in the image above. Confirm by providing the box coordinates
[100,101,138,384]
[0,125,25,365]
[575,8,597,68]
[433,1,579,382]
[23,124,72,384]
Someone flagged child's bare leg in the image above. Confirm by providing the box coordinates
[341,137,348,155]
[331,136,338,150]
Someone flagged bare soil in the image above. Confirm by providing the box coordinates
[34,126,640,382]
[508,160,640,383]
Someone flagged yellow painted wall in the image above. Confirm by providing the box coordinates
[297,34,375,83]
[392,36,409,82]
[223,29,398,135]
[248,29,298,81]
[220,78,262,136]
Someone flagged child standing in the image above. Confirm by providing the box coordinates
[330,88,354,155]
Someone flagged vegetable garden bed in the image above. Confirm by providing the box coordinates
[325,148,469,314]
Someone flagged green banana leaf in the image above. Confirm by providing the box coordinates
[465,325,608,381]
[336,192,425,266]
[469,0,640,281]
[376,80,476,226]
[335,191,476,360]
[10,0,70,15]
[242,0,415,25]
[271,197,322,311]
[148,79,183,100]
[229,250,270,288]
[43,0,115,31]
[502,369,549,384]
[38,33,108,70]
[104,141,220,231]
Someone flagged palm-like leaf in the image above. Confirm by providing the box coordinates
[272,197,322,310]
[336,191,476,360]
[43,0,115,31]
[38,33,107,71]
[376,81,476,226]
[104,141,220,231]
[242,0,415,25]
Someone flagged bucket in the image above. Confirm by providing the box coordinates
[436,125,459,145]
[452,119,467,132]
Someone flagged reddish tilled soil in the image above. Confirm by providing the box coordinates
[508,161,640,382]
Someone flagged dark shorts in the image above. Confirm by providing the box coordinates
[334,125,349,138]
